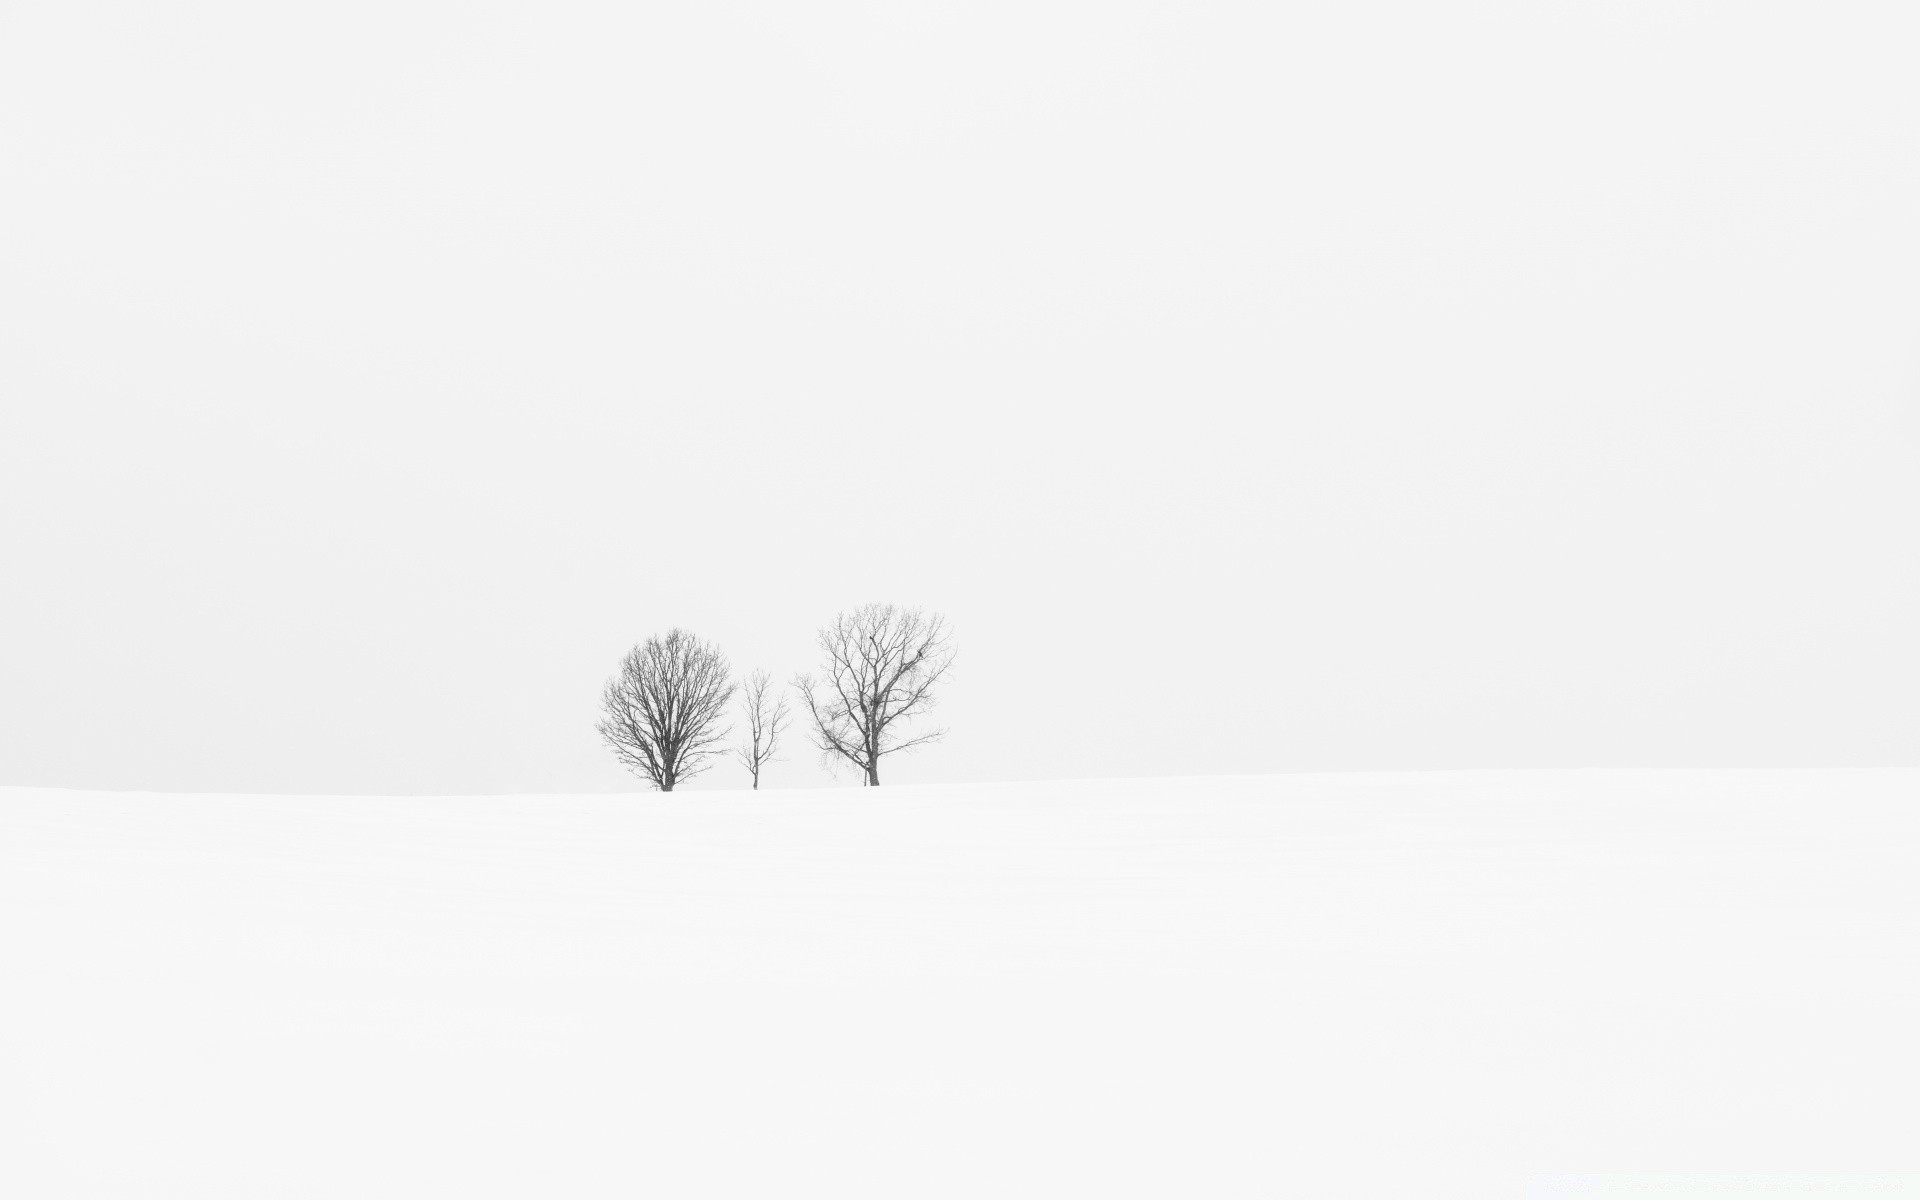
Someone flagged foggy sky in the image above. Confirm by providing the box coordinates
[4,0,1917,791]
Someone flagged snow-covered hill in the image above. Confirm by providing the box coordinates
[3,772,1916,1198]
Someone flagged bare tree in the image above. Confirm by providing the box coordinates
[597,629,734,792]
[733,668,790,790]
[794,604,955,786]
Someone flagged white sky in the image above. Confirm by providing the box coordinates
[3,0,1917,792]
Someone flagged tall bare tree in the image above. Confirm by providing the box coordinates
[794,604,955,786]
[597,629,734,792]
[733,669,790,790]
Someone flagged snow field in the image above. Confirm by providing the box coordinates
[3,771,1916,1198]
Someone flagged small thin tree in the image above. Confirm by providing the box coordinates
[794,603,955,786]
[733,668,790,789]
[597,628,734,792]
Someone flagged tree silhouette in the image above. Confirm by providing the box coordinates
[795,604,954,786]
[597,629,734,792]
